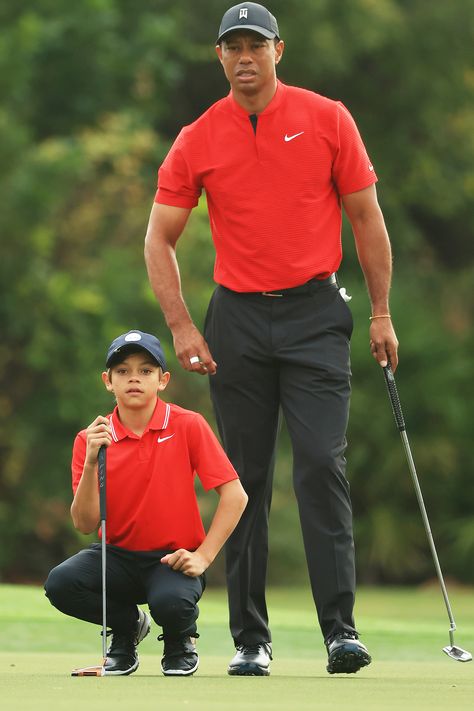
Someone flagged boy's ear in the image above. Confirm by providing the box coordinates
[157,370,171,392]
[102,370,114,392]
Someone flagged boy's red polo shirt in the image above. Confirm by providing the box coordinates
[156,81,377,292]
[72,399,238,551]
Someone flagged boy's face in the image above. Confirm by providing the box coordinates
[102,351,170,409]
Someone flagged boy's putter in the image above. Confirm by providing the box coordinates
[71,445,108,676]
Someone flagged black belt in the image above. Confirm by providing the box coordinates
[259,273,337,297]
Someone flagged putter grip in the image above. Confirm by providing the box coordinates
[383,365,406,431]
[98,445,106,520]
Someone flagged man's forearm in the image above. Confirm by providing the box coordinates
[352,212,393,314]
[144,201,195,331]
[344,188,399,369]
[144,202,217,374]
[144,236,193,331]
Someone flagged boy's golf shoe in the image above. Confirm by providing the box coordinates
[160,635,199,676]
[104,608,151,675]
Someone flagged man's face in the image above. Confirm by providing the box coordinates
[216,31,284,97]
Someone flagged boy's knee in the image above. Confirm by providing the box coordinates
[44,563,73,606]
[148,591,196,627]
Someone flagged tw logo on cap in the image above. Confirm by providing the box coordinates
[239,8,248,19]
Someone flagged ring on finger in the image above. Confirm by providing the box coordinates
[189,356,200,365]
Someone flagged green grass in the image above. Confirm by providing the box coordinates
[1,584,473,710]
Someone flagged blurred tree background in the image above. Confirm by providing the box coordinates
[1,0,473,586]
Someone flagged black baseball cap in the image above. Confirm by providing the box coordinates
[106,330,167,370]
[217,2,280,43]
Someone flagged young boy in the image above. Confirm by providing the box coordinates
[45,330,247,676]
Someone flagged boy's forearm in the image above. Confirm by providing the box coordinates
[70,462,100,533]
[160,481,247,576]
[196,481,248,566]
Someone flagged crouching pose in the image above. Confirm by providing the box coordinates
[45,330,247,676]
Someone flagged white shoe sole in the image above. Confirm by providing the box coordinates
[161,658,199,676]
[104,657,140,676]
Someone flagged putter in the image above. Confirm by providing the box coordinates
[382,364,472,662]
[72,445,108,676]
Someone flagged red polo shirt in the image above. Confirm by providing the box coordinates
[72,399,238,551]
[156,80,377,292]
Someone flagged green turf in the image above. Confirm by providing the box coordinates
[1,584,473,710]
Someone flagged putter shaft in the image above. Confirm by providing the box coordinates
[399,429,457,637]
[383,365,471,661]
[98,446,107,661]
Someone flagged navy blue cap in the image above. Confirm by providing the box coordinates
[217,2,279,43]
[106,330,167,370]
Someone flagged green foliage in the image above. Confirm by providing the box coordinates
[1,0,473,585]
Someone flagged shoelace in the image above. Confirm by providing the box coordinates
[327,632,359,646]
[335,632,358,640]
[237,642,273,659]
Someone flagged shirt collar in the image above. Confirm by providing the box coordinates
[109,399,171,441]
[227,79,286,118]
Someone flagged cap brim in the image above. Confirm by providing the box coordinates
[217,25,277,43]
[106,344,160,369]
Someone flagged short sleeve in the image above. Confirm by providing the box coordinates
[332,102,378,196]
[155,130,202,208]
[188,414,239,491]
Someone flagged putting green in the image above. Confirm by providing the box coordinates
[1,584,473,710]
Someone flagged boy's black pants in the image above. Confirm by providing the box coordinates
[44,545,205,639]
[204,280,356,645]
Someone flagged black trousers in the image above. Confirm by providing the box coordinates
[44,544,205,639]
[204,281,356,645]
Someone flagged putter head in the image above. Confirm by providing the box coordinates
[71,664,106,676]
[443,645,472,662]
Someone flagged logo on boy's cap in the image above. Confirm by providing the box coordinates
[217,2,280,43]
[106,330,167,370]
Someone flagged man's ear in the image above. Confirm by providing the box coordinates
[274,39,284,65]
[215,43,224,64]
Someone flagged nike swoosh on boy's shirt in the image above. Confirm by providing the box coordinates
[284,131,305,142]
[157,434,175,443]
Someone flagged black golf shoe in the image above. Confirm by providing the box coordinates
[227,642,272,676]
[326,632,371,674]
[104,608,151,676]
[160,635,199,676]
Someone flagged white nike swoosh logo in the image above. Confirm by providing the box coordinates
[157,434,175,443]
[284,131,304,142]
[369,164,374,171]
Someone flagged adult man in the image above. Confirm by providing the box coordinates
[145,2,398,676]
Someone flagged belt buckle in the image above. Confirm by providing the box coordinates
[261,291,283,297]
